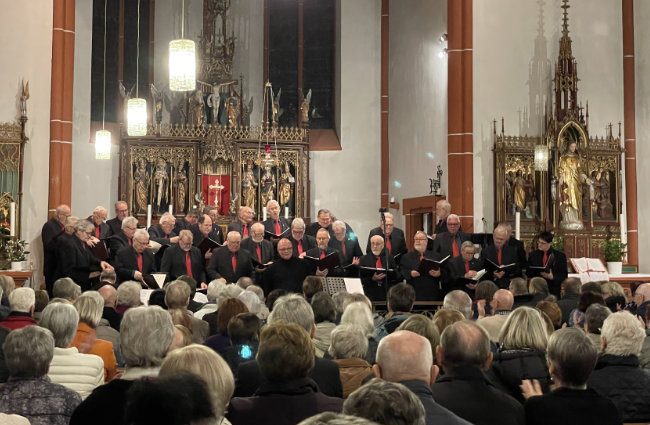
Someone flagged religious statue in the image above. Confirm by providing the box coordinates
[134,159,149,214]
[175,170,188,214]
[153,158,169,208]
[278,162,295,210]
[299,89,311,126]
[558,141,590,230]
[260,164,276,209]
[150,84,164,125]
[20,80,29,117]
[188,88,205,127]
[226,88,241,127]
[241,162,258,212]
[209,178,225,208]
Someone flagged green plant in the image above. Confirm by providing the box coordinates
[601,238,626,262]
[551,235,564,253]
[4,238,27,261]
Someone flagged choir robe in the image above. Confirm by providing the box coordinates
[114,246,157,285]
[399,250,444,301]
[206,246,253,283]
[526,248,568,297]
[262,256,310,294]
[446,255,484,297]
[358,250,400,302]
[365,227,408,262]
[480,244,523,289]
[160,244,206,284]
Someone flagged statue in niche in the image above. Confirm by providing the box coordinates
[175,169,188,214]
[505,171,514,216]
[227,87,241,127]
[260,164,276,209]
[134,158,150,214]
[153,158,169,208]
[558,141,591,230]
[278,162,295,210]
[241,162,258,212]
[512,170,528,212]
[300,89,311,125]
[188,88,205,126]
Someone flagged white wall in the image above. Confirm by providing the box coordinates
[388,0,448,231]
[71,0,120,220]
[0,1,53,283]
[635,1,650,269]
[473,0,624,230]
[310,0,381,243]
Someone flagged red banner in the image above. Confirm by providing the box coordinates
[202,175,230,216]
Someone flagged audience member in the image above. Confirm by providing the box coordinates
[340,301,378,364]
[331,291,351,323]
[536,300,562,330]
[376,282,415,341]
[115,280,142,314]
[473,280,498,319]
[165,280,209,344]
[557,277,581,325]
[1,287,37,331]
[33,289,50,322]
[432,321,524,425]
[194,279,226,320]
[204,297,248,348]
[217,312,261,377]
[601,281,627,312]
[583,303,611,350]
[521,328,621,425]
[297,412,378,425]
[176,275,205,313]
[228,321,343,425]
[343,378,425,425]
[52,277,81,302]
[98,284,121,330]
[572,291,606,328]
[476,289,514,341]
[442,290,472,319]
[432,308,465,335]
[328,324,372,398]
[312,291,337,357]
[0,326,81,423]
[396,314,440,355]
[509,277,534,308]
[40,302,104,399]
[373,330,471,425]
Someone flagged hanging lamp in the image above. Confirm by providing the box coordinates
[127,0,147,136]
[95,0,111,159]
[169,0,196,91]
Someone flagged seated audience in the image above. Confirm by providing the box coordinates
[115,280,142,314]
[0,275,15,319]
[176,275,205,313]
[52,277,81,302]
[571,291,606,328]
[432,308,465,335]
[332,291,351,323]
[204,297,248,348]
[235,294,343,398]
[159,344,235,423]
[312,291,337,357]
[217,312,261,377]
[509,277,534,309]
[0,287,37,330]
[432,321,524,425]
[583,303,611,350]
[587,311,650,422]
[228,321,344,424]
[328,324,373,398]
[633,282,650,319]
[297,412,377,425]
[340,301,378,364]
[536,300,562,330]
[372,330,471,425]
[472,280,498,319]
[165,280,208,344]
[98,284,121,330]
[557,277,581,325]
[488,307,551,403]
[71,293,118,382]
[71,306,176,425]
[266,288,287,312]
[396,314,440,355]
[194,279,226,320]
[0,326,81,423]
[84,290,122,366]
[528,277,551,303]
[601,281,627,312]
[33,289,50,322]
[376,282,415,341]
[303,275,324,303]
[237,290,266,319]
[40,302,104,399]
[521,328,621,425]
[442,290,472,319]
[343,378,425,425]
[0,321,7,382]
[476,289,514,342]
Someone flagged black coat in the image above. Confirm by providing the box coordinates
[190,225,224,247]
[399,250,443,301]
[114,246,157,284]
[234,358,343,398]
[526,248,568,297]
[160,244,206,284]
[240,237,274,265]
[524,387,621,425]
[400,380,472,425]
[262,217,292,236]
[105,217,122,237]
[206,246,253,283]
[147,224,177,245]
[262,257,309,294]
[44,228,66,294]
[87,216,111,240]
[289,235,317,258]
[446,255,484,295]
[358,250,400,302]
[434,217,449,235]
[172,218,193,235]
[70,379,135,425]
[557,292,579,326]
[480,244,523,289]
[227,220,252,238]
[487,348,551,403]
[57,235,102,291]
[365,226,408,260]
[304,246,345,277]
[431,365,524,425]
[305,222,333,239]
[587,354,650,423]
[108,232,132,264]
[42,217,64,248]
[328,235,363,269]
[433,231,472,259]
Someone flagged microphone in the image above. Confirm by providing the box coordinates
[378,207,388,213]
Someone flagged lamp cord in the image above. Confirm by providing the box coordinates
[136,0,140,98]
[102,0,107,129]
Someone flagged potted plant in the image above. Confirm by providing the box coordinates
[5,239,27,271]
[602,238,626,275]
[551,235,564,253]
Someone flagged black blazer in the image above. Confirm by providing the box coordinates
[190,225,224,246]
[305,222,334,239]
[289,235,317,258]
[108,232,132,264]
[365,227,408,260]
[262,257,309,294]
[234,357,343,398]
[328,236,363,266]
[526,248,568,296]
[148,224,178,245]
[358,250,400,302]
[434,217,449,235]
[508,237,528,270]
[262,217,292,236]
[399,250,444,301]
[57,235,102,291]
[44,229,66,293]
[42,217,64,247]
[206,246,253,283]
[114,246,157,284]
[433,231,472,259]
[227,220,253,238]
[304,247,345,277]
[87,216,111,240]
[173,218,193,235]
[105,217,122,237]
[446,255,484,295]
[480,244,523,289]
[240,237,274,265]
[160,244,206,284]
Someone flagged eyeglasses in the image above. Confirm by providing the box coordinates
[414,237,428,241]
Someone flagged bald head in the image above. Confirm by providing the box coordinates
[98,285,117,308]
[493,289,514,310]
[373,330,434,384]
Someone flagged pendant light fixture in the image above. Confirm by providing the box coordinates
[127,0,147,136]
[95,0,111,159]
[169,0,196,91]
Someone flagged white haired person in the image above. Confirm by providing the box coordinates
[0,287,37,330]
[70,305,176,425]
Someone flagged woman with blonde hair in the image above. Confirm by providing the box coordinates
[160,344,235,424]
[488,306,551,402]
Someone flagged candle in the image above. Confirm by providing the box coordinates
[284,207,289,219]
[620,213,627,245]
[146,205,152,229]
[390,196,395,203]
[168,204,173,215]
[9,202,15,237]
[515,211,521,240]
[262,207,267,221]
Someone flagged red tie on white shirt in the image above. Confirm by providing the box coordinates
[185,252,193,277]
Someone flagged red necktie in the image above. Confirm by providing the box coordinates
[341,241,346,257]
[128,238,132,246]
[452,238,459,257]
[376,256,382,269]
[542,251,548,266]
[164,233,168,239]
[185,252,193,277]
[243,224,248,238]
[498,247,502,265]
[82,241,87,250]
[386,237,392,254]
[320,250,326,259]
[256,244,262,262]
[95,225,100,238]
[137,253,143,272]
[420,252,424,261]
[465,261,470,273]
[275,220,281,235]
[231,253,237,272]
[298,240,303,255]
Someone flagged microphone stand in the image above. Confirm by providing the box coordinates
[379,208,390,295]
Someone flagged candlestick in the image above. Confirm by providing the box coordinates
[168,204,173,215]
[262,207,267,221]
[284,207,289,219]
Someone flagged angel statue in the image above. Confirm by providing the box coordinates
[153,158,169,208]
[271,88,284,123]
[150,83,164,125]
[299,88,312,126]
